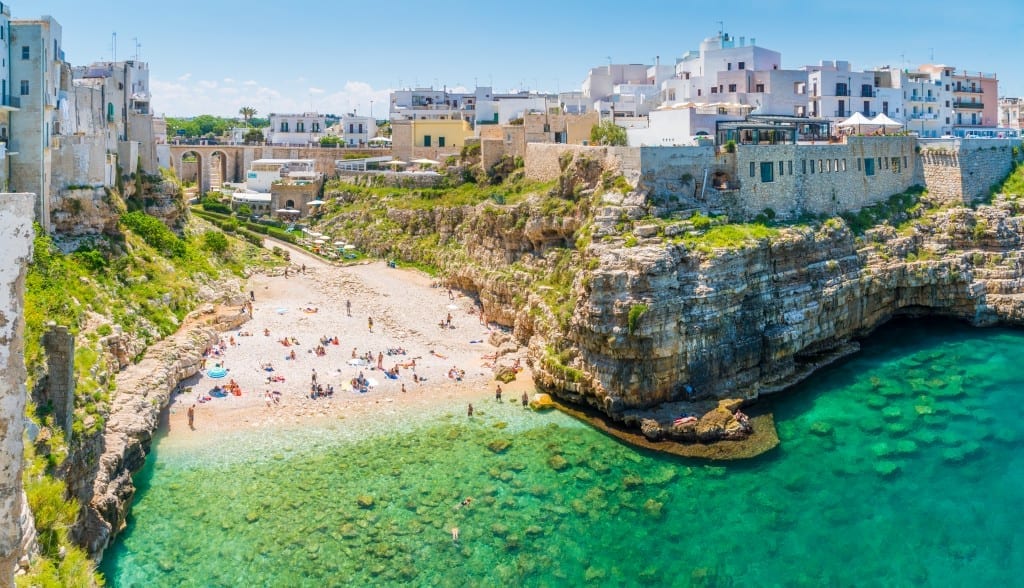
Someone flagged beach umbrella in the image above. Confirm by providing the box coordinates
[333,241,346,246]
[343,244,356,250]
[411,158,440,166]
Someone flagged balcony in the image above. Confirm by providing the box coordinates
[0,96,20,111]
[953,86,984,94]
[908,112,939,120]
[908,95,937,102]
[954,100,983,109]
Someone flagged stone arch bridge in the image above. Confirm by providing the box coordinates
[167,145,387,194]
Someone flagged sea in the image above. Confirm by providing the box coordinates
[100,319,1024,587]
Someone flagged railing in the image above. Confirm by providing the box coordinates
[0,96,20,108]
[908,112,938,120]
[953,101,983,109]
[953,86,984,94]
[834,89,851,96]
[860,90,877,97]
[908,95,937,102]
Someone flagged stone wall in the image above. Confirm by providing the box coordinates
[0,194,35,581]
[734,136,918,219]
[41,325,75,439]
[920,138,1022,204]
[525,144,637,184]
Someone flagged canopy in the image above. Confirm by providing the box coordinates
[276,208,301,214]
[368,136,392,143]
[870,113,903,127]
[411,158,440,165]
[836,112,874,128]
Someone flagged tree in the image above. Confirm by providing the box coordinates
[319,135,341,147]
[590,121,628,146]
[202,231,229,254]
[239,106,257,127]
[243,128,264,145]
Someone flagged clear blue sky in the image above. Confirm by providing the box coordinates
[28,0,1024,117]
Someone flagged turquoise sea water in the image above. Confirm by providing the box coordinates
[101,320,1024,587]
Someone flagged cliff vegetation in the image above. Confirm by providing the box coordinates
[20,186,278,584]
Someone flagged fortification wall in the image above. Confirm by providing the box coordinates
[920,139,1021,204]
[0,194,35,581]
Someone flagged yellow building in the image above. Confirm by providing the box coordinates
[410,119,474,150]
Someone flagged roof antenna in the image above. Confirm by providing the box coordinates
[717,21,724,36]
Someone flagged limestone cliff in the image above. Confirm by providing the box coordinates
[320,177,1024,433]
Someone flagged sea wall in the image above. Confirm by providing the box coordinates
[0,194,36,580]
[920,138,1021,204]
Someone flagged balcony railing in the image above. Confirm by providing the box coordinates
[908,95,937,102]
[953,101,983,109]
[0,96,20,108]
[908,112,939,120]
[953,86,984,94]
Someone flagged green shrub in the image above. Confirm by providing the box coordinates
[202,231,229,254]
[627,303,649,334]
[119,211,186,258]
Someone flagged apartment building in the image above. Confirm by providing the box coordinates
[266,112,327,146]
[999,97,1023,130]
[9,15,65,230]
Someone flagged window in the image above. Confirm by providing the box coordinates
[296,122,305,132]
[903,156,908,169]
[834,159,839,172]
[884,157,889,170]
[810,159,815,174]
[312,123,320,132]
[865,158,875,176]
[750,162,756,177]
[697,89,702,97]
[755,83,765,93]
[349,124,355,133]
[21,46,29,60]
[827,159,832,172]
[19,80,28,96]
[760,161,774,183]
[779,161,784,176]
[802,159,807,174]
[788,161,793,175]
[857,158,862,171]
[891,157,900,172]
[423,135,431,147]
[280,121,289,132]
[728,84,737,93]
[727,63,732,71]
[358,124,364,133]
[710,87,717,94]
[841,159,847,171]
[738,62,746,70]
[818,159,824,173]
[438,137,446,147]
[883,101,889,115]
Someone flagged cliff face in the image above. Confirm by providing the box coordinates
[323,183,1024,424]
[0,195,35,580]
[562,209,1015,415]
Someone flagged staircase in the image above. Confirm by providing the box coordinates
[208,158,223,190]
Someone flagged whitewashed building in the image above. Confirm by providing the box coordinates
[266,112,327,146]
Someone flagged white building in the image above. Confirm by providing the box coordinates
[1000,97,1023,130]
[266,112,326,146]
[337,113,376,147]
[627,106,746,147]
[9,15,65,230]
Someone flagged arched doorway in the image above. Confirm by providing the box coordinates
[285,199,295,209]
[177,150,204,196]
[209,150,230,189]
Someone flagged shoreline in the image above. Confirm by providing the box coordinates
[161,248,536,452]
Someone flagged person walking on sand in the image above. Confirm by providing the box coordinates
[284,267,289,278]
[467,403,474,417]
[187,404,195,429]
[495,385,502,402]
[521,392,529,407]
[346,299,352,316]
[250,290,255,302]
[448,288,454,301]
[377,352,384,371]
[368,316,374,332]
[311,368,317,385]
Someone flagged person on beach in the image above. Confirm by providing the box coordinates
[284,267,289,278]
[265,390,272,407]
[522,392,529,407]
[368,317,374,332]
[495,385,502,402]
[467,403,474,417]
[401,383,406,393]
[187,404,195,429]
[301,264,306,274]
[377,352,384,371]
[250,290,255,302]
[311,369,317,384]
[346,300,351,316]
[448,288,454,301]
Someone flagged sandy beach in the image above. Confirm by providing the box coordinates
[165,244,534,446]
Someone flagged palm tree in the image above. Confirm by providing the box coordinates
[239,106,257,127]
